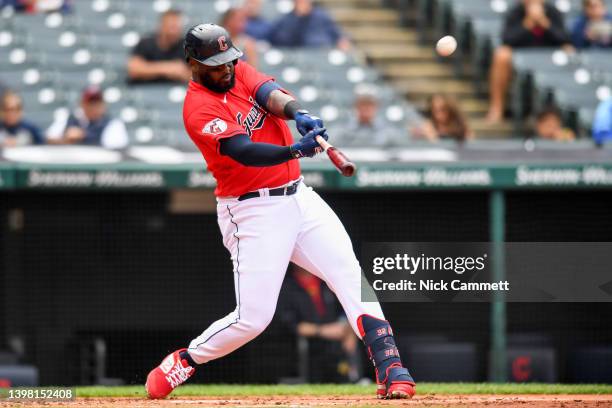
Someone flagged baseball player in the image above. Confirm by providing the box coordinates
[145,24,416,400]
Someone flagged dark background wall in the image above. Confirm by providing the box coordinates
[1,190,611,384]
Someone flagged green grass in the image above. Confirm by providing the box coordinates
[75,383,612,398]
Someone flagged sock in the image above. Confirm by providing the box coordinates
[180,350,197,367]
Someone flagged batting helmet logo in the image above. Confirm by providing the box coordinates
[218,36,228,51]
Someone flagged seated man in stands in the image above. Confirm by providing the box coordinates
[127,9,190,84]
[278,264,362,383]
[337,84,402,147]
[0,91,44,147]
[487,0,571,123]
[0,0,72,13]
[46,86,128,149]
[267,0,350,49]
[533,106,575,141]
[244,0,273,41]
[572,0,612,48]
[593,98,612,144]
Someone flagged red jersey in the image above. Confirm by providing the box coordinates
[183,60,300,197]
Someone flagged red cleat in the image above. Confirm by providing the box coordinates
[375,364,416,399]
[145,348,195,399]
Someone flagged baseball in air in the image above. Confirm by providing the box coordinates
[436,35,457,57]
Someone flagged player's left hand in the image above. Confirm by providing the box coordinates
[295,111,324,136]
[290,127,328,159]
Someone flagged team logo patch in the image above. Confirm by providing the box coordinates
[203,118,228,135]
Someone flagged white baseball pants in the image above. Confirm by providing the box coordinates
[187,180,384,364]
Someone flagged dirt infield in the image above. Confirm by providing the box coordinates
[4,394,612,408]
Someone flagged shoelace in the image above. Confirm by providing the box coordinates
[165,361,194,389]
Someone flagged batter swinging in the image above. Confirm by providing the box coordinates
[145,24,416,400]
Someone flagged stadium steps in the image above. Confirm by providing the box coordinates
[343,26,418,44]
[323,0,515,138]
[359,44,437,62]
[318,0,382,8]
[381,63,455,79]
[391,78,475,97]
[329,8,399,25]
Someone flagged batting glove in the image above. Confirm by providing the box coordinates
[295,110,324,137]
[290,127,328,159]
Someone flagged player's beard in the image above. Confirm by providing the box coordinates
[200,72,236,93]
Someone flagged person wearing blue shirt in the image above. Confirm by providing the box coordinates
[593,98,612,144]
[267,0,350,49]
[0,0,72,13]
[244,0,273,41]
[0,91,44,147]
[572,0,612,48]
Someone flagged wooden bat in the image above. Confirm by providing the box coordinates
[315,135,356,177]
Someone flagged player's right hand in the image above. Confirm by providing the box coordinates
[290,127,328,159]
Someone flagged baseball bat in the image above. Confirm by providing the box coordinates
[315,135,356,177]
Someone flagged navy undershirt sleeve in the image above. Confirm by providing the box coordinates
[219,134,293,166]
[255,80,282,109]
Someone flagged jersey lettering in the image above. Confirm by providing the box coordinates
[236,97,267,137]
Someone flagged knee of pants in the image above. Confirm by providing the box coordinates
[238,306,275,336]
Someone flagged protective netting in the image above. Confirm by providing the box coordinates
[0,190,610,384]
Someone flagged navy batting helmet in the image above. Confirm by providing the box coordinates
[184,24,243,66]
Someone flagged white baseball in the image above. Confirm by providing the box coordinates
[436,35,457,57]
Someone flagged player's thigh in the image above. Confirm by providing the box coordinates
[292,189,361,279]
[217,198,300,294]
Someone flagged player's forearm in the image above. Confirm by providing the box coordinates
[267,89,299,119]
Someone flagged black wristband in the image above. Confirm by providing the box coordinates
[283,100,305,119]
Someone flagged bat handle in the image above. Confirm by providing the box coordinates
[315,135,332,151]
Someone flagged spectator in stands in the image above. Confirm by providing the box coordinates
[244,0,273,41]
[278,264,361,383]
[0,91,44,147]
[267,0,350,49]
[533,106,575,141]
[572,0,612,48]
[414,94,474,142]
[46,86,128,149]
[486,0,571,123]
[220,8,258,68]
[593,98,612,144]
[0,0,72,13]
[337,84,402,147]
[127,9,190,84]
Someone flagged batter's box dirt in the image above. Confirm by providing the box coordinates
[3,395,612,408]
